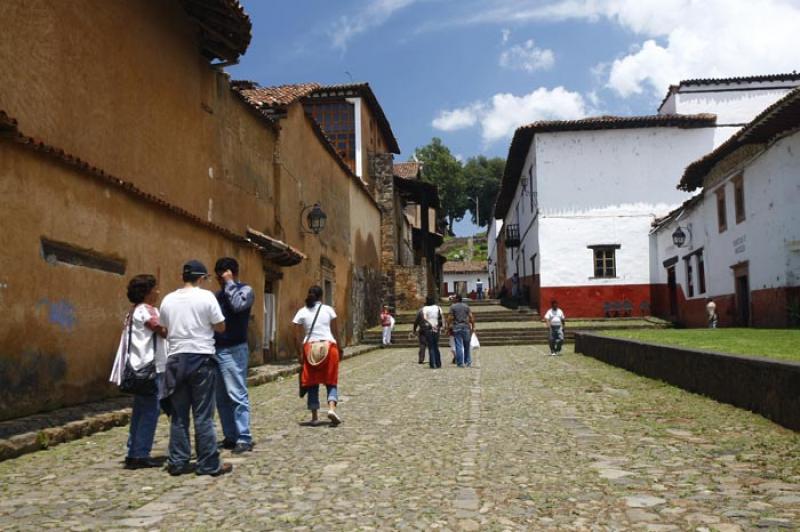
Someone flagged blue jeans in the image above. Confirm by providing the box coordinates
[549,325,564,353]
[214,343,252,444]
[306,384,338,411]
[453,328,471,367]
[167,358,220,475]
[426,332,442,368]
[128,391,160,458]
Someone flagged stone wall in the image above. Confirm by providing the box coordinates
[373,153,397,309]
[395,261,428,310]
[574,333,800,431]
[349,266,383,341]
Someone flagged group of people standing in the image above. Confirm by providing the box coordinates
[411,294,476,368]
[112,258,343,477]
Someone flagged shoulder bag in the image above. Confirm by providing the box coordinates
[119,306,159,396]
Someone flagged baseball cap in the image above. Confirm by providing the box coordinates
[183,259,208,278]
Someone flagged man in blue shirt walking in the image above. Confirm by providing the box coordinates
[213,257,255,454]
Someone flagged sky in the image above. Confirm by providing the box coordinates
[229,0,800,236]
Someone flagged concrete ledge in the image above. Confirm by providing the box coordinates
[574,332,800,431]
[0,344,379,462]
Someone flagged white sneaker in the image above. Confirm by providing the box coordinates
[550,352,557,356]
[327,410,342,426]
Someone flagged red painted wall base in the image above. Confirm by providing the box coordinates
[539,284,652,318]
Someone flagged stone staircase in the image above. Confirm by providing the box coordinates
[362,299,670,347]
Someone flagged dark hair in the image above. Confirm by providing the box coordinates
[454,294,463,302]
[425,296,435,306]
[215,257,239,276]
[183,272,201,283]
[551,299,558,306]
[127,274,157,304]
[305,285,323,308]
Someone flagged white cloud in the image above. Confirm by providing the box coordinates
[442,0,800,97]
[432,105,482,131]
[499,39,555,72]
[330,0,418,50]
[501,28,511,44]
[432,87,588,143]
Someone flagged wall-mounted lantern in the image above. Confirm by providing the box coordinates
[672,226,687,247]
[301,202,327,235]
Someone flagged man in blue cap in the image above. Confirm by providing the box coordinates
[160,260,232,476]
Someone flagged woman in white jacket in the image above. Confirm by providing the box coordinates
[112,275,167,469]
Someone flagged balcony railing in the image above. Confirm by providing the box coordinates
[505,224,521,248]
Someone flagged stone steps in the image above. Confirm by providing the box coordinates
[393,312,537,324]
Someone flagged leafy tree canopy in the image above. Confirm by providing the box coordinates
[462,155,505,228]
[414,138,467,236]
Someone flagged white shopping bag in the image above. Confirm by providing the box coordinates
[470,332,480,350]
[449,335,456,354]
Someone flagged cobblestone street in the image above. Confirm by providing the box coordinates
[1,346,799,531]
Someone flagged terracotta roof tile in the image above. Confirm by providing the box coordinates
[234,82,321,109]
[494,114,717,219]
[180,0,252,63]
[679,87,800,192]
[443,261,488,274]
[393,161,422,179]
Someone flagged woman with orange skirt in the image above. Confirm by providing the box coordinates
[292,286,342,426]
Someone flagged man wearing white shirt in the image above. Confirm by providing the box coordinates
[160,260,231,477]
[543,300,566,356]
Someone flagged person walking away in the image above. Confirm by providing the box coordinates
[293,286,342,426]
[511,273,520,299]
[380,305,394,347]
[213,257,255,454]
[413,308,428,364]
[418,296,443,368]
[109,274,167,469]
[706,297,718,328]
[160,260,232,476]
[476,278,484,300]
[543,300,566,356]
[447,295,475,367]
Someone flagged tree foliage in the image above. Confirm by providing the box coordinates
[412,138,506,235]
[414,138,467,236]
[462,155,504,228]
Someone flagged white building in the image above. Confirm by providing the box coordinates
[443,261,489,298]
[493,73,800,317]
[650,88,800,327]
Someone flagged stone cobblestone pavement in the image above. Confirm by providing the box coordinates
[1,345,799,530]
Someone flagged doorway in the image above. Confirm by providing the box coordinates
[667,266,678,318]
[733,262,750,326]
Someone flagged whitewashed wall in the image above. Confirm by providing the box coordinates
[539,207,656,287]
[443,272,488,294]
[651,131,800,298]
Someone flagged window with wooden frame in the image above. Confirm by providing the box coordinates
[716,187,727,233]
[696,250,706,295]
[733,174,745,224]
[307,101,356,170]
[588,244,619,278]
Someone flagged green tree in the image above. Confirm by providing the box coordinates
[414,138,467,236]
[462,155,505,228]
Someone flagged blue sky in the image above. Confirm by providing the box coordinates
[230,0,800,235]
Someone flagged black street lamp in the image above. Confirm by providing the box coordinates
[672,226,687,247]
[302,202,327,235]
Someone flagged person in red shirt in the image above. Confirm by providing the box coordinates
[380,305,394,347]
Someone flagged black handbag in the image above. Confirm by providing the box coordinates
[119,306,158,396]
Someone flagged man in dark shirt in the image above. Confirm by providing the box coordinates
[213,257,255,454]
[447,295,475,367]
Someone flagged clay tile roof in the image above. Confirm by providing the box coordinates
[657,72,800,112]
[443,261,488,274]
[494,113,718,219]
[678,87,800,192]
[231,81,401,154]
[393,161,422,179]
[234,82,321,109]
[180,0,252,63]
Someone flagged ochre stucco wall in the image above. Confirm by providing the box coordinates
[0,143,264,420]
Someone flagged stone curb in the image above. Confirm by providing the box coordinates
[0,344,379,463]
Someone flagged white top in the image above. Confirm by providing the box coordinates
[422,305,443,330]
[159,287,225,356]
[706,301,717,316]
[292,303,338,343]
[544,308,565,326]
[128,304,168,372]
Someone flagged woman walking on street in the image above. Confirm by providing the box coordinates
[110,274,167,469]
[380,305,394,347]
[293,286,342,426]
